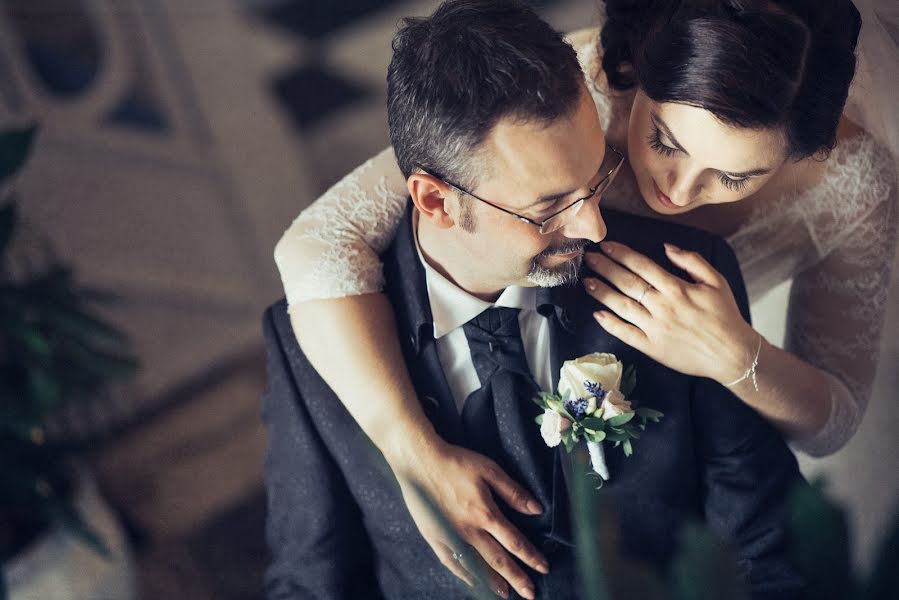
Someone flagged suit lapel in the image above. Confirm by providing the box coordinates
[383,203,465,446]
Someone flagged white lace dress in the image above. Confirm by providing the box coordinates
[275,30,898,458]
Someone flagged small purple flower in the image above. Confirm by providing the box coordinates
[584,380,608,402]
[564,397,589,420]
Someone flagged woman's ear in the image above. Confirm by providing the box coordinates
[408,173,456,229]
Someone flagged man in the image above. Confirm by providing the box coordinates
[262,1,806,598]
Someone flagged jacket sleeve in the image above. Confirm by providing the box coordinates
[691,238,808,600]
[261,304,380,600]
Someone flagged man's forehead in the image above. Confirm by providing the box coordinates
[477,107,605,207]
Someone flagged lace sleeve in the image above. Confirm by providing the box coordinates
[273,146,408,309]
[786,147,898,457]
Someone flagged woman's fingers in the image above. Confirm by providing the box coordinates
[594,310,650,351]
[480,464,550,574]
[479,501,549,575]
[664,243,725,287]
[597,241,682,293]
[483,461,543,517]
[432,541,479,589]
[471,531,537,600]
[584,277,652,325]
[584,251,658,307]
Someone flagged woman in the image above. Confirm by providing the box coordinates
[275,0,897,596]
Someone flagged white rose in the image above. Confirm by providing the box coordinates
[558,353,624,400]
[540,409,571,447]
[600,390,633,421]
[585,395,597,416]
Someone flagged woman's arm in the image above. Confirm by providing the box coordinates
[275,148,548,599]
[582,174,897,454]
[777,183,898,455]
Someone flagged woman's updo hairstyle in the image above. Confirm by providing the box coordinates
[600,0,861,160]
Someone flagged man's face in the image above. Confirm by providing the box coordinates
[442,86,609,293]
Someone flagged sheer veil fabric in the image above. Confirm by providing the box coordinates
[790,0,899,569]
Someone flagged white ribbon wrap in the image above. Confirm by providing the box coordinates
[587,440,610,480]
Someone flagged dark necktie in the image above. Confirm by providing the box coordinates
[462,307,554,533]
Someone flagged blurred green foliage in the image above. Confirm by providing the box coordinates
[0,125,138,597]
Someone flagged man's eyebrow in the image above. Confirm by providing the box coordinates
[651,112,689,155]
[529,153,607,207]
[652,112,774,178]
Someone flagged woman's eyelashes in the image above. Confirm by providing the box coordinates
[647,126,678,157]
[647,125,750,193]
[717,172,748,192]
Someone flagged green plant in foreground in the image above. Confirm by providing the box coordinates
[397,437,899,599]
[567,444,899,600]
[0,126,138,598]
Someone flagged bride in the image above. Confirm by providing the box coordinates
[274,0,897,595]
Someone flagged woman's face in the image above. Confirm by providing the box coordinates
[626,90,789,215]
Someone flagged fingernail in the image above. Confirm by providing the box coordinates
[496,585,509,599]
[520,586,536,600]
[527,500,543,514]
[664,243,680,253]
[537,561,550,574]
[584,278,597,291]
[594,311,606,321]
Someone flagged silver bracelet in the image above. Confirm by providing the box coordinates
[724,334,763,392]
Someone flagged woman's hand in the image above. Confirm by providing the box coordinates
[388,436,549,599]
[583,241,759,384]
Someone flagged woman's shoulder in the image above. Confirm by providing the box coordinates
[565,26,600,53]
[565,26,603,84]
[563,26,633,135]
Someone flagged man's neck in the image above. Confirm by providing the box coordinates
[415,212,504,303]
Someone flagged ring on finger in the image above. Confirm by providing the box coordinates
[635,284,652,306]
[452,544,477,563]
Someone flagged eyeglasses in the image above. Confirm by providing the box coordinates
[425,144,625,235]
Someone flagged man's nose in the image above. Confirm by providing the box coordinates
[561,199,606,243]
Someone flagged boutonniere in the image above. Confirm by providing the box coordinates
[533,352,663,482]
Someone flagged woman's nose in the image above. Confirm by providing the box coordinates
[666,169,701,207]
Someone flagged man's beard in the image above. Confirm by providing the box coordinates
[526,239,588,287]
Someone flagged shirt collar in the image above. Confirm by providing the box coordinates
[413,214,536,339]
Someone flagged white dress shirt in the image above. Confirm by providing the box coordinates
[414,222,553,413]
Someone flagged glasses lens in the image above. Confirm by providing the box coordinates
[600,147,623,179]
[540,198,584,234]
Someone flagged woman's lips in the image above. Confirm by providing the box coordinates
[652,179,677,209]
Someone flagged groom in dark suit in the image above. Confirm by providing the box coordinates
[262,1,807,599]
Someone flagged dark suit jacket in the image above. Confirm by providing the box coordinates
[262,205,807,600]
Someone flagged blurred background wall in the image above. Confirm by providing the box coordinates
[0,1,896,598]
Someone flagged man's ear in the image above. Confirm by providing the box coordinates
[408,173,456,229]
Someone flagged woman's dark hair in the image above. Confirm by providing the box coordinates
[600,0,862,160]
[387,0,584,187]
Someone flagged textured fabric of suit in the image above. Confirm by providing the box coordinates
[461,307,556,548]
[262,203,808,599]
